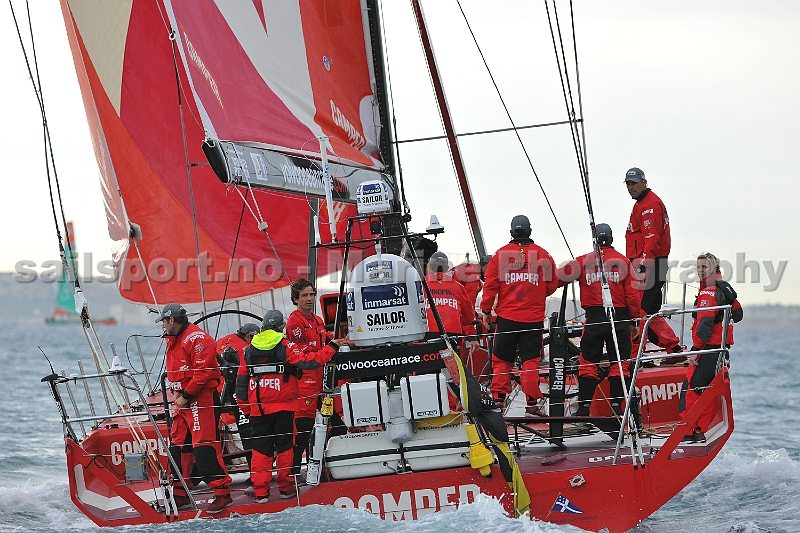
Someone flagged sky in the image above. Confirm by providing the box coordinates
[0,0,798,306]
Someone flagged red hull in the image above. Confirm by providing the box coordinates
[65,366,732,532]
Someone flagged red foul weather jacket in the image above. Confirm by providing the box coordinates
[559,246,643,316]
[480,239,559,323]
[286,310,329,418]
[625,189,671,261]
[236,330,337,417]
[450,262,483,307]
[165,323,221,398]
[216,332,250,414]
[216,333,249,360]
[691,274,743,348]
[425,272,478,336]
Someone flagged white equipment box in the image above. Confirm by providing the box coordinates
[325,431,400,480]
[404,423,471,472]
[341,380,390,427]
[400,373,450,420]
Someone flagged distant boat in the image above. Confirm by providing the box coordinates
[45,222,117,326]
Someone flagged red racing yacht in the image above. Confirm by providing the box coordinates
[24,1,736,531]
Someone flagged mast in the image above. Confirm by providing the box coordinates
[410,0,487,259]
[365,0,397,180]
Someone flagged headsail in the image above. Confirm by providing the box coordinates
[59,0,393,304]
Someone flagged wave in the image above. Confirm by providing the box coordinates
[634,450,800,533]
[0,480,93,532]
[0,484,585,533]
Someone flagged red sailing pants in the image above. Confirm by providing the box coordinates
[170,388,231,496]
[632,316,680,355]
[491,318,544,402]
[250,411,295,495]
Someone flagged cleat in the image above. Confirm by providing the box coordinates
[206,494,233,514]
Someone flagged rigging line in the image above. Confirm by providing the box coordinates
[395,119,581,144]
[551,2,589,188]
[132,238,160,310]
[16,1,87,317]
[378,0,410,215]
[9,1,75,274]
[230,184,292,285]
[544,1,589,210]
[569,0,590,193]
[546,3,631,425]
[214,188,249,339]
[545,0,614,306]
[169,29,208,316]
[155,0,204,134]
[454,0,573,259]
[24,2,80,281]
[25,8,66,251]
[239,174,291,285]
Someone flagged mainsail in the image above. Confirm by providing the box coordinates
[60,0,394,305]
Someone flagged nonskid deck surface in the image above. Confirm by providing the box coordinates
[507,415,727,475]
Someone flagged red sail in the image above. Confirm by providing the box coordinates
[59,0,381,304]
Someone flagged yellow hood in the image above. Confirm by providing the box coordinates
[251,329,284,351]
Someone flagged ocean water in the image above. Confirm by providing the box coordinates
[0,322,797,533]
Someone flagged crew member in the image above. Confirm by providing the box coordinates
[559,224,643,417]
[285,278,329,484]
[480,215,559,416]
[217,323,260,361]
[160,303,232,514]
[679,252,743,442]
[236,310,349,503]
[216,323,259,467]
[426,252,479,350]
[624,167,682,353]
[450,254,492,377]
[451,254,492,308]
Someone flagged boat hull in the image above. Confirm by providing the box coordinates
[64,367,732,531]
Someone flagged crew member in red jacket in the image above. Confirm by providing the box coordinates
[679,253,743,442]
[480,215,559,415]
[624,167,682,353]
[160,303,232,514]
[559,224,643,417]
[216,323,259,467]
[217,323,259,362]
[451,254,492,308]
[285,278,330,484]
[236,309,349,503]
[216,323,259,413]
[426,252,478,348]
